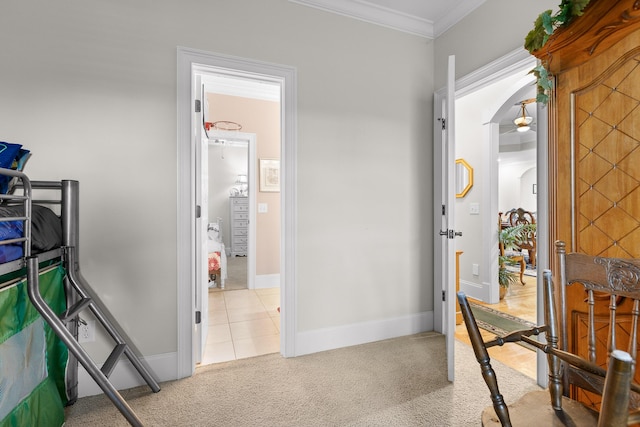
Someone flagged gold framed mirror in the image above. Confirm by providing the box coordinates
[455,158,473,198]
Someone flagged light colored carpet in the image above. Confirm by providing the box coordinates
[63,334,540,426]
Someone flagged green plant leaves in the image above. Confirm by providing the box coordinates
[524,10,552,52]
[498,224,536,287]
[525,1,592,104]
[542,11,555,34]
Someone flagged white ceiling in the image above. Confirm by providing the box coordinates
[289,0,486,38]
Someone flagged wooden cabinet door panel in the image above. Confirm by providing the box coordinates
[533,0,640,410]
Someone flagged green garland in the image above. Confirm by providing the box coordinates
[524,0,591,103]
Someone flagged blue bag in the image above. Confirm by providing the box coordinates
[0,142,30,193]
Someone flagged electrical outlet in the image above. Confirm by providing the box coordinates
[78,320,95,343]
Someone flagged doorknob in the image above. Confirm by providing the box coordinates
[439,229,462,239]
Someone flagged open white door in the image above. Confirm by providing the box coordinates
[194,75,209,364]
[444,55,458,382]
[434,56,458,382]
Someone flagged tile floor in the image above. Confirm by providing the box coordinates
[200,287,281,366]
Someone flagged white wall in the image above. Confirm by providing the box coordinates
[520,166,537,212]
[498,157,537,213]
[0,0,434,380]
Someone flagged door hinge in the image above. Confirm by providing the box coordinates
[195,311,201,324]
[442,204,446,215]
[196,205,201,218]
[442,290,446,302]
[441,118,446,130]
[195,99,201,113]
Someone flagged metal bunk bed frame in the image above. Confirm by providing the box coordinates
[0,169,160,427]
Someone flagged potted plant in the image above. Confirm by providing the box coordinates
[498,223,537,298]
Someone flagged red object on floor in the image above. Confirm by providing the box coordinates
[208,252,220,272]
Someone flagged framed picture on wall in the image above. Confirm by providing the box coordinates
[259,159,280,192]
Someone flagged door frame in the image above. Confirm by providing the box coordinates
[177,47,298,378]
[433,48,549,385]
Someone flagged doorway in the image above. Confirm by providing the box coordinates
[436,48,549,386]
[205,128,256,293]
[454,76,539,379]
[454,81,539,379]
[201,123,281,365]
[176,47,298,379]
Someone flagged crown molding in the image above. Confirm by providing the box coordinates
[290,0,434,38]
[434,0,486,37]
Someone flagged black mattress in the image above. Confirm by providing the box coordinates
[0,205,62,262]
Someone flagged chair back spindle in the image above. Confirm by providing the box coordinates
[557,241,640,411]
[588,289,596,363]
[543,270,563,409]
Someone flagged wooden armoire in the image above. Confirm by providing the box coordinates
[533,0,640,410]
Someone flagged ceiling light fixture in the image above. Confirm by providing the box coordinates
[513,103,533,133]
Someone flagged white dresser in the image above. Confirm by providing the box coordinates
[229,196,248,257]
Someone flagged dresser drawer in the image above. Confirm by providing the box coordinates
[233,245,248,255]
[233,236,248,245]
[233,228,248,237]
[229,196,249,256]
[232,198,248,206]
[233,220,248,229]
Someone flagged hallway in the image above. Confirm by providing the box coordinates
[455,275,538,379]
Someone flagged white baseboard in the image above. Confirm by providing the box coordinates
[254,273,280,289]
[77,351,177,398]
[459,279,486,301]
[294,311,434,356]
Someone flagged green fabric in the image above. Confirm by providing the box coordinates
[1,379,65,427]
[0,266,68,427]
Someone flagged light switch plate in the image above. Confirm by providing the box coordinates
[258,203,268,213]
[469,203,480,215]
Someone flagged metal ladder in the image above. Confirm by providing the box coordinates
[26,247,161,426]
[14,177,160,426]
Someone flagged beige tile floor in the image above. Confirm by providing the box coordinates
[200,287,281,366]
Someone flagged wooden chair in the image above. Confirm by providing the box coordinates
[457,242,640,425]
[498,213,526,286]
[505,208,537,268]
[555,241,640,415]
